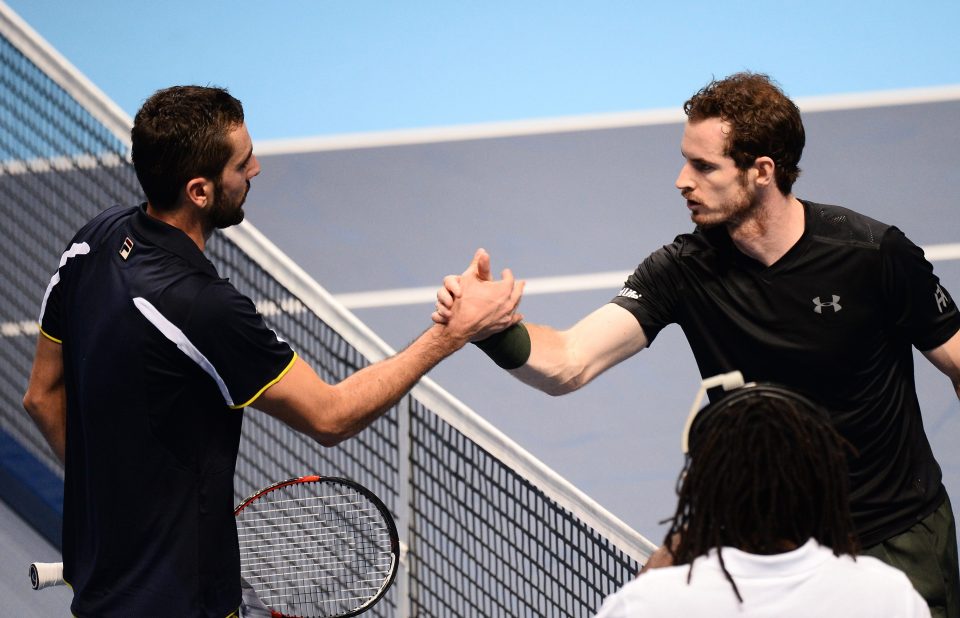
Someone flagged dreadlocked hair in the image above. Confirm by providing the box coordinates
[664,389,858,602]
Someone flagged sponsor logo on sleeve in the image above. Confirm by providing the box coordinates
[618,287,642,301]
[934,284,951,314]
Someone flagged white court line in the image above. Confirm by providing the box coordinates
[3,244,959,334]
[335,242,960,309]
[334,271,630,309]
[255,85,960,156]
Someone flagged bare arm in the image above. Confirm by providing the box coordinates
[22,335,67,464]
[255,249,524,446]
[511,303,648,395]
[923,328,960,401]
[433,255,648,396]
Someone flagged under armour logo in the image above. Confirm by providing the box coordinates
[813,295,841,314]
[935,285,950,314]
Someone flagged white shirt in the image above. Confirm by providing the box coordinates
[595,539,930,617]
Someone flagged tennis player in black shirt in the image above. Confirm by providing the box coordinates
[435,72,960,617]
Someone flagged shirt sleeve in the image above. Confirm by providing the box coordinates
[880,226,960,351]
[184,280,296,408]
[39,270,63,343]
[609,241,684,345]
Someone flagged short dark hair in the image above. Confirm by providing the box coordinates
[666,384,857,602]
[131,86,245,210]
[684,72,804,195]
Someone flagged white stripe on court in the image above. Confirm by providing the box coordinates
[255,85,960,156]
[334,270,631,309]
[5,243,958,335]
[334,243,960,309]
[923,243,960,262]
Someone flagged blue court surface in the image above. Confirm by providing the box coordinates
[3,89,958,617]
[244,90,960,545]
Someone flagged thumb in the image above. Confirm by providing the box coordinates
[464,248,491,280]
[476,248,492,281]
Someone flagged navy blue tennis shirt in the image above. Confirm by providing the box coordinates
[40,204,296,617]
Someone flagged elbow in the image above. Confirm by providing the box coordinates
[312,432,351,448]
[304,412,363,448]
[514,366,590,397]
[22,390,56,434]
[305,421,353,448]
[22,390,43,421]
[530,367,589,397]
[542,377,586,397]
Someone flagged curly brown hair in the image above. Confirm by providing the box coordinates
[131,86,245,210]
[684,72,804,195]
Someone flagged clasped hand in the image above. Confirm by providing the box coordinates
[433,248,524,342]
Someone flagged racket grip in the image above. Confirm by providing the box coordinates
[30,562,64,590]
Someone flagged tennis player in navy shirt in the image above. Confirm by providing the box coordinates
[23,85,524,617]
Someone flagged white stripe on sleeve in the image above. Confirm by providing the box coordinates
[132,296,235,407]
[38,242,90,322]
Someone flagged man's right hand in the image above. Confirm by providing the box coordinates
[434,248,524,343]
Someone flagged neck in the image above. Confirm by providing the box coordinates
[146,202,210,251]
[740,538,801,555]
[727,194,804,267]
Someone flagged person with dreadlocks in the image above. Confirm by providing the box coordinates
[594,383,931,617]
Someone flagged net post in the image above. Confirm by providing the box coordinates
[396,396,413,618]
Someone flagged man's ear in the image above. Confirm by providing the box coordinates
[752,156,776,188]
[184,177,213,209]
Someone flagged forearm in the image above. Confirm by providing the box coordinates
[23,396,66,464]
[326,324,463,439]
[489,304,649,396]
[23,335,67,464]
[509,323,589,396]
[257,325,465,446]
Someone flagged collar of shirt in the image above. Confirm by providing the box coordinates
[130,203,219,278]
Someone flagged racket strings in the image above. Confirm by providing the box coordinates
[235,481,395,617]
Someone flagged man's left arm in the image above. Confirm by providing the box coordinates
[22,335,66,464]
[923,329,960,401]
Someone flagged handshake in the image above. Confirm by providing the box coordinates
[431,248,530,368]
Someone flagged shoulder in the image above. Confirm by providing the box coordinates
[802,200,894,248]
[642,228,724,267]
[184,278,269,335]
[73,204,138,246]
[595,564,727,617]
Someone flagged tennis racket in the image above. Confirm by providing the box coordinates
[30,475,399,618]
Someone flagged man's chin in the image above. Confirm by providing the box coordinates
[214,209,245,230]
[690,212,724,228]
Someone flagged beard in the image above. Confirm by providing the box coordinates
[207,179,249,229]
[690,171,758,229]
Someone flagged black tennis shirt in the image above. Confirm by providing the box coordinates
[40,204,295,617]
[611,200,960,547]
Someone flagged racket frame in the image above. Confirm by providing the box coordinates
[234,474,400,618]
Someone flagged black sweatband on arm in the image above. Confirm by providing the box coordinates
[472,323,531,370]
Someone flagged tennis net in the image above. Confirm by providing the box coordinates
[0,3,655,616]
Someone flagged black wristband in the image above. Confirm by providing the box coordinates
[472,323,531,370]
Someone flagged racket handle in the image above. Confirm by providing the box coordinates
[30,562,64,590]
